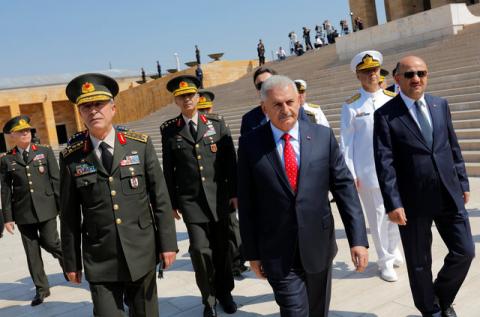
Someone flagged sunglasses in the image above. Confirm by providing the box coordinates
[255,81,263,91]
[401,71,427,79]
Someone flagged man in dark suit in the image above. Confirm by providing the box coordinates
[61,73,178,316]
[1,115,64,306]
[161,75,238,317]
[238,75,369,317]
[373,56,475,317]
[239,67,277,136]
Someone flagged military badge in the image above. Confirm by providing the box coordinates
[210,144,217,153]
[355,112,370,117]
[179,81,188,88]
[82,82,95,93]
[75,163,97,176]
[38,165,45,174]
[130,177,139,189]
[33,154,45,161]
[120,155,140,166]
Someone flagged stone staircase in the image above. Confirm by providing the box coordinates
[121,22,480,176]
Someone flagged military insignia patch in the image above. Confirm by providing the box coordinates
[74,163,97,176]
[179,81,188,88]
[38,165,46,174]
[82,82,95,93]
[210,144,217,153]
[33,154,45,161]
[130,177,139,189]
[120,155,140,166]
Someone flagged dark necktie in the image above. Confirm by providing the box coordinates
[414,100,433,148]
[189,121,197,140]
[99,142,113,173]
[22,150,29,164]
[282,133,298,192]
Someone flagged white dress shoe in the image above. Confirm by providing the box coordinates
[380,267,398,282]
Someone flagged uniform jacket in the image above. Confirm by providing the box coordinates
[161,113,237,224]
[60,128,177,282]
[340,88,395,188]
[373,94,469,217]
[303,102,330,127]
[1,144,59,225]
[240,105,266,136]
[238,119,368,279]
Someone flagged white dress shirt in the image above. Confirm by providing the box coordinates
[399,91,432,128]
[182,112,199,131]
[17,144,31,156]
[270,121,301,168]
[90,127,116,160]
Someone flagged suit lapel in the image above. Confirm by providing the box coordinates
[111,134,126,175]
[176,115,195,144]
[396,96,431,149]
[262,124,295,196]
[196,117,207,143]
[297,120,312,193]
[425,94,441,150]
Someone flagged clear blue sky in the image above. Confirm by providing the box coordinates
[0,0,386,78]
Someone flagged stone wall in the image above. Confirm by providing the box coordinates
[349,0,378,28]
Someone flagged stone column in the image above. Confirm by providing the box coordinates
[384,0,427,21]
[349,0,379,28]
[42,100,59,147]
[73,104,84,132]
[8,103,21,117]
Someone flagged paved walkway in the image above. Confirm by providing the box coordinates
[1,178,479,317]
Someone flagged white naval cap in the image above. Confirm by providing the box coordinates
[350,50,383,73]
[294,79,307,92]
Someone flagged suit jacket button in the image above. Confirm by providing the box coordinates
[29,181,33,185]
[113,204,119,210]
[199,166,204,171]
[30,189,34,193]
[109,177,114,182]
[197,155,202,160]
[27,173,31,177]
[26,166,30,169]
[202,177,206,182]
[195,144,199,148]
[116,218,122,224]
[111,190,117,196]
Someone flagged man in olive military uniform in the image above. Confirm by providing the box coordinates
[196,90,248,279]
[161,75,237,317]
[0,115,64,306]
[61,73,178,317]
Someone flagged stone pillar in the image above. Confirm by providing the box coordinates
[42,100,59,147]
[8,103,21,117]
[349,0,379,28]
[73,104,84,132]
[385,0,427,21]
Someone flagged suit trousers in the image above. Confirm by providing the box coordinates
[358,187,402,270]
[399,209,475,315]
[89,267,158,317]
[267,250,332,317]
[18,217,63,295]
[186,216,234,306]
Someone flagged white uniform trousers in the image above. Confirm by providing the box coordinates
[358,187,402,270]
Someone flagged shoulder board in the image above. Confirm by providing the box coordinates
[383,89,396,97]
[61,141,85,158]
[123,131,148,143]
[0,153,6,158]
[6,149,15,155]
[67,130,88,145]
[160,118,177,131]
[345,93,361,104]
[307,103,321,108]
[206,113,223,121]
[35,143,51,149]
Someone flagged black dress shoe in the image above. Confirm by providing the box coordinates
[203,304,217,317]
[442,306,457,317]
[31,291,50,306]
[218,297,237,314]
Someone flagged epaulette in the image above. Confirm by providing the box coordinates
[6,149,15,155]
[61,141,85,158]
[35,143,51,148]
[383,89,396,97]
[345,93,361,104]
[0,152,7,158]
[206,113,223,121]
[160,118,177,131]
[307,103,321,108]
[123,130,148,143]
[67,130,88,146]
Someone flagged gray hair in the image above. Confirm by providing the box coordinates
[260,75,297,101]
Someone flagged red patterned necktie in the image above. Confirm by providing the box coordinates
[282,133,298,192]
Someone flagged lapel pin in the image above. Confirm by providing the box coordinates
[306,136,311,140]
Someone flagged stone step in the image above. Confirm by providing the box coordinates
[466,163,480,177]
[459,139,480,151]
[463,151,480,163]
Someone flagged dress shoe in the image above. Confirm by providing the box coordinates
[203,304,217,317]
[31,291,50,306]
[380,267,398,282]
[218,296,238,314]
[441,306,457,317]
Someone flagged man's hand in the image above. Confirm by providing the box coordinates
[388,208,407,225]
[350,246,368,272]
[66,271,82,284]
[5,222,15,235]
[463,192,470,204]
[249,260,266,279]
[173,209,181,220]
[160,252,176,269]
[229,198,238,210]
